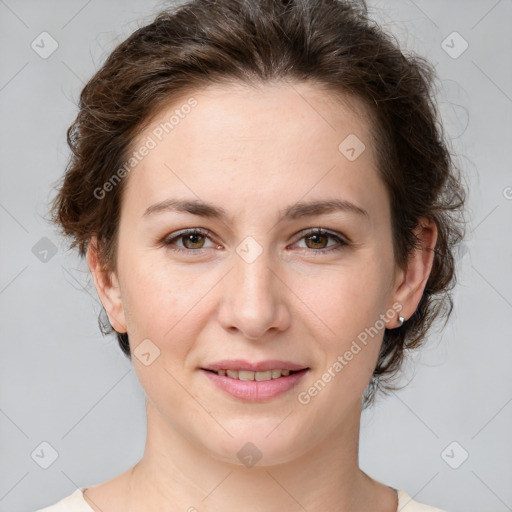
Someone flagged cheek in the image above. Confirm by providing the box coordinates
[293,254,393,394]
[120,261,205,404]
[295,261,391,336]
[294,270,387,418]
[118,256,201,347]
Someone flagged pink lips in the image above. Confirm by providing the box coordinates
[201,359,309,402]
[203,359,307,372]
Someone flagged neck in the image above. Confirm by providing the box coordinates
[123,398,388,512]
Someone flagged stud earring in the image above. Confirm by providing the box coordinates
[397,316,405,327]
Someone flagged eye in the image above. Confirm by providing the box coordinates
[161,228,217,254]
[161,227,349,255]
[292,228,349,253]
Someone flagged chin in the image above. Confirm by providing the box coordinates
[197,418,316,468]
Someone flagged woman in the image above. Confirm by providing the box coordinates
[38,0,466,510]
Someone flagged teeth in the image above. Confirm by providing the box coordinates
[238,370,255,381]
[215,369,297,381]
[255,370,272,381]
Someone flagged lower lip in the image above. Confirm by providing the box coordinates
[201,369,309,402]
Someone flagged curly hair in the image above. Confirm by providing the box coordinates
[48,0,467,408]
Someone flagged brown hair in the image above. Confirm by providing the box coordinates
[48,0,467,407]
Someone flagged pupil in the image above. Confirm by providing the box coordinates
[186,234,203,248]
[308,234,326,248]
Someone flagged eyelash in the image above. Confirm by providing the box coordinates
[161,228,349,255]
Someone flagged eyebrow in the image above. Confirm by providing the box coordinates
[143,198,369,222]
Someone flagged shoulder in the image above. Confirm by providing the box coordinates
[397,489,448,512]
[34,486,449,512]
[34,488,93,512]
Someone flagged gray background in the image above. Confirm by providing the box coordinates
[0,0,511,511]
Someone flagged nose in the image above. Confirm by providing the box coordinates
[217,244,291,340]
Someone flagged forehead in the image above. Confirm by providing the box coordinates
[141,80,373,148]
[122,80,386,225]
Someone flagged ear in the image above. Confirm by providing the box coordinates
[86,236,127,333]
[388,218,438,327]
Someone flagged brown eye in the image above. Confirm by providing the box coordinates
[294,228,349,253]
[304,233,329,249]
[162,228,215,254]
[181,232,206,249]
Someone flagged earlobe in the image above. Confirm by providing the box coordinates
[389,218,438,326]
[86,236,127,333]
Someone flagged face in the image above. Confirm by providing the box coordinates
[89,81,426,466]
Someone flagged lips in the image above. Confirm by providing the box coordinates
[202,359,308,372]
[210,369,297,381]
[200,359,310,401]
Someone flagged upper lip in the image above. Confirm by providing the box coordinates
[202,359,309,372]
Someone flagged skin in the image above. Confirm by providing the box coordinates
[85,80,437,512]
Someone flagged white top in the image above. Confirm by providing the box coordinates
[35,487,448,511]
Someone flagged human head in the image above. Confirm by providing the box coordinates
[49,0,466,409]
